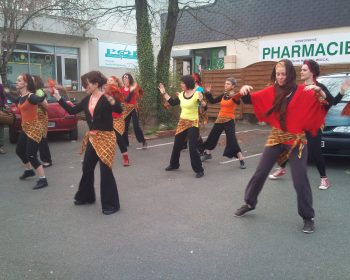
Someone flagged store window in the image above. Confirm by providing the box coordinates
[193,47,226,73]
[29,53,56,83]
[6,43,79,90]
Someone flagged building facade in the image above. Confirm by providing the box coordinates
[6,15,138,90]
[170,0,350,75]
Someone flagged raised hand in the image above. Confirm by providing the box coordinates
[340,79,350,95]
[239,85,253,96]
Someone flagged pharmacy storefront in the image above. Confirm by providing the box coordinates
[259,33,350,65]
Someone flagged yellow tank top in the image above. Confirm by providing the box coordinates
[178,91,199,121]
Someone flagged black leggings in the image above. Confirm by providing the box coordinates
[280,129,326,177]
[75,142,120,210]
[16,132,41,169]
[201,120,242,158]
[169,126,203,173]
[116,132,127,154]
[123,109,145,145]
[39,137,52,163]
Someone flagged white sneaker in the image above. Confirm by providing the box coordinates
[268,167,286,180]
[319,177,330,190]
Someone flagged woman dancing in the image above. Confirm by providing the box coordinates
[6,73,48,189]
[105,79,130,167]
[53,71,122,215]
[121,73,147,149]
[199,77,246,169]
[234,59,327,234]
[159,75,205,178]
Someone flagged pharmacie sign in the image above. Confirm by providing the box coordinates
[259,33,350,65]
[98,42,138,69]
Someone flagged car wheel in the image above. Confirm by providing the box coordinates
[9,126,19,144]
[69,127,78,140]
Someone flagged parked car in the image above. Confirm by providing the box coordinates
[318,73,350,157]
[8,90,78,144]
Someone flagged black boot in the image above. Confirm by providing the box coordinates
[33,178,48,190]
[19,169,35,180]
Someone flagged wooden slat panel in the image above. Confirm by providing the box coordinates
[202,61,350,120]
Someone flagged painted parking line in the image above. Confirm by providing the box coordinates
[136,128,269,150]
[219,153,263,164]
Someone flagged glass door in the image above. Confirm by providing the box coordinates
[56,55,79,90]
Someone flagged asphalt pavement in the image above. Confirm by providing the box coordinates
[0,121,350,280]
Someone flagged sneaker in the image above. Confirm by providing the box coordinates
[302,218,315,233]
[19,169,36,180]
[319,177,330,190]
[195,171,204,178]
[268,167,286,180]
[239,160,246,169]
[0,148,6,154]
[234,204,255,217]
[200,152,212,162]
[33,178,48,190]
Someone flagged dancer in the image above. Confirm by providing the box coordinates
[105,80,130,167]
[121,73,147,148]
[6,73,48,189]
[199,77,246,169]
[32,75,52,168]
[52,71,122,215]
[234,59,327,234]
[268,59,340,190]
[159,75,205,178]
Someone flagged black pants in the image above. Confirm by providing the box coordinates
[244,144,314,220]
[75,142,120,210]
[116,132,127,154]
[202,120,242,158]
[39,137,52,163]
[280,129,326,177]
[16,132,41,169]
[306,129,326,177]
[169,127,203,173]
[123,109,145,145]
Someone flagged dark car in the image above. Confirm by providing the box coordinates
[8,90,78,144]
[318,73,350,157]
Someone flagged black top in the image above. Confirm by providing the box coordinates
[205,92,240,105]
[58,95,123,131]
[6,93,45,105]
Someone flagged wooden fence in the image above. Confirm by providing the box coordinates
[201,61,350,119]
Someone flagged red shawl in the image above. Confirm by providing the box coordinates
[251,85,327,135]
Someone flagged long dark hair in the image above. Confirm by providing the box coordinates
[266,59,297,130]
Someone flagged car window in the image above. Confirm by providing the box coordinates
[318,76,350,102]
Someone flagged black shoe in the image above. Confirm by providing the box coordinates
[302,219,315,234]
[74,200,95,205]
[42,162,52,168]
[195,171,204,178]
[234,204,255,217]
[165,165,179,171]
[102,207,120,215]
[200,152,212,162]
[32,178,48,190]
[19,170,35,180]
[239,160,246,169]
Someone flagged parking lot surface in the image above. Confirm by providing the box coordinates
[1,121,349,280]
